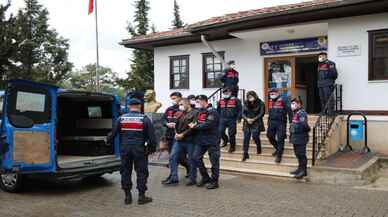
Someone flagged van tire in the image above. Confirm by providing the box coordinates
[0,173,23,193]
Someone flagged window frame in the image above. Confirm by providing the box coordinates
[169,55,190,89]
[202,52,225,88]
[368,29,388,81]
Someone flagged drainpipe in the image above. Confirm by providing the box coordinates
[201,34,226,68]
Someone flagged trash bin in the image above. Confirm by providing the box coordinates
[349,120,364,141]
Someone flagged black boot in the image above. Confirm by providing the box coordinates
[161,175,171,184]
[138,193,153,205]
[272,150,278,157]
[290,168,301,175]
[228,144,236,153]
[275,156,282,163]
[221,140,228,148]
[294,170,307,179]
[124,189,132,205]
[186,179,197,186]
[197,177,211,187]
[256,147,262,155]
[206,181,219,190]
[242,153,249,162]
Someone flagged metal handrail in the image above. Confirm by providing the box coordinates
[312,84,343,165]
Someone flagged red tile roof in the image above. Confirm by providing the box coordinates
[188,0,342,29]
[121,0,349,44]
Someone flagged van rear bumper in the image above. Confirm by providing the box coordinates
[54,160,121,181]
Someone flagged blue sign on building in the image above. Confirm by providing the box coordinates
[260,36,328,56]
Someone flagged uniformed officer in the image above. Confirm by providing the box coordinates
[127,91,145,114]
[317,52,338,111]
[190,95,221,190]
[107,98,156,205]
[221,60,239,97]
[218,88,242,153]
[267,89,293,163]
[161,92,189,184]
[289,98,310,179]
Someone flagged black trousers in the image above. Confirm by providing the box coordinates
[120,149,148,194]
[293,143,308,172]
[219,119,237,147]
[193,144,220,182]
[266,122,286,157]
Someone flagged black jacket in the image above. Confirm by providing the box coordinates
[242,99,265,131]
[175,109,198,143]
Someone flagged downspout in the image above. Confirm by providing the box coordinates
[201,35,226,68]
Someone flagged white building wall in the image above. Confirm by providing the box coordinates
[328,13,388,111]
[154,13,388,112]
[154,38,264,111]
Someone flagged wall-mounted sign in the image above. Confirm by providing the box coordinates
[260,36,327,56]
[337,45,361,57]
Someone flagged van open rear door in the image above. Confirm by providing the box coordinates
[0,80,57,173]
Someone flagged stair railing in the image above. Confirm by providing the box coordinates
[312,84,343,165]
[208,88,246,107]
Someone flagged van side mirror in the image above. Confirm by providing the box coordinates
[9,115,34,128]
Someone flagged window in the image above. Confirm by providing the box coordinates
[16,91,46,113]
[170,55,189,89]
[88,106,102,118]
[369,29,388,80]
[202,52,224,88]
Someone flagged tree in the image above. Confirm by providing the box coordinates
[172,0,184,28]
[120,0,154,92]
[64,64,125,97]
[10,0,73,84]
[0,1,17,88]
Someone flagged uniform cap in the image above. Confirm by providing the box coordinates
[128,98,142,105]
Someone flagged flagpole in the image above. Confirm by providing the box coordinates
[94,0,100,92]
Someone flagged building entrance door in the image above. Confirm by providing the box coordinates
[264,57,295,109]
[264,55,320,113]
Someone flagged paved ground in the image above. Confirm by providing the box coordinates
[1,166,388,217]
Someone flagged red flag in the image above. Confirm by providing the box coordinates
[88,0,94,15]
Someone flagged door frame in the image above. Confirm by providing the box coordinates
[263,56,296,110]
[263,54,320,110]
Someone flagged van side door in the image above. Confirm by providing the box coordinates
[0,80,57,173]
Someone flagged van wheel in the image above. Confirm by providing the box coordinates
[0,173,23,193]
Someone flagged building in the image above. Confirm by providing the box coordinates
[121,0,388,180]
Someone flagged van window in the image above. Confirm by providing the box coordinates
[7,85,51,125]
[16,91,46,113]
[88,106,102,118]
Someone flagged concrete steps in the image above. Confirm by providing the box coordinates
[212,114,318,179]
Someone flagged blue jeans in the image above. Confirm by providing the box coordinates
[170,141,195,182]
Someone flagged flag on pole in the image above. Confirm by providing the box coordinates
[88,0,94,15]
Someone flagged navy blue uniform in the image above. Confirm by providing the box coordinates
[217,97,242,150]
[221,68,239,96]
[109,111,157,194]
[318,60,337,110]
[193,107,220,183]
[290,108,310,173]
[267,96,292,158]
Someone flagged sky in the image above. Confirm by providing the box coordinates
[2,0,304,77]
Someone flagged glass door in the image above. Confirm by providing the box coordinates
[264,57,296,109]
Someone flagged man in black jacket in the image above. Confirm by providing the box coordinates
[163,98,198,186]
[161,92,189,184]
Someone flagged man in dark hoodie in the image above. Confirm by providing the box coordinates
[241,91,265,161]
[221,60,239,97]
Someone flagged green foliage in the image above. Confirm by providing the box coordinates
[0,1,17,89]
[63,64,124,97]
[121,0,154,92]
[0,0,73,88]
[172,0,184,28]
